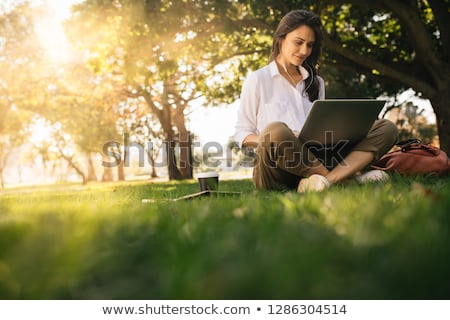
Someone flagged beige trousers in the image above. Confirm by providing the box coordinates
[253,119,398,190]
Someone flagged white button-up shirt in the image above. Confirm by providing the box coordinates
[234,60,325,147]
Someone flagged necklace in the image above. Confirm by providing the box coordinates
[284,68,300,87]
[277,61,302,87]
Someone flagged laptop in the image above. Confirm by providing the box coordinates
[299,99,386,147]
[298,99,386,169]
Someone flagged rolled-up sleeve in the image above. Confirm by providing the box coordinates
[318,76,325,100]
[234,72,260,148]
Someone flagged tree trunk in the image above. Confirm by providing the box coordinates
[102,167,114,182]
[61,154,87,184]
[0,168,4,189]
[101,155,115,182]
[173,106,193,179]
[0,153,7,189]
[117,158,125,181]
[177,131,193,179]
[86,153,98,182]
[112,148,124,181]
[165,137,182,180]
[146,149,158,178]
[142,83,187,180]
[158,97,182,180]
[430,90,450,155]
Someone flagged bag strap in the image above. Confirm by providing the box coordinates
[396,138,421,149]
[396,138,440,156]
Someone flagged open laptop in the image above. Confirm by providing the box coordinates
[299,99,386,146]
[298,99,386,169]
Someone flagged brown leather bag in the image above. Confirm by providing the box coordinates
[371,139,450,176]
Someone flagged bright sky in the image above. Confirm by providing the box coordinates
[188,102,239,145]
[37,0,81,19]
[32,0,84,62]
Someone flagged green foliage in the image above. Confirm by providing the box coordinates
[2,0,449,182]
[0,2,44,131]
[0,176,449,299]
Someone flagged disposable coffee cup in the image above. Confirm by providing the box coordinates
[197,172,219,192]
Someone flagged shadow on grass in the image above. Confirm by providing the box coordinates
[0,176,449,299]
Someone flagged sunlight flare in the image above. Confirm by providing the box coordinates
[31,0,82,63]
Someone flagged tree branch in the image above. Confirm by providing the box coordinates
[138,89,163,121]
[427,0,450,58]
[323,34,437,96]
[322,0,446,87]
[206,49,269,66]
[321,0,384,11]
[380,0,443,82]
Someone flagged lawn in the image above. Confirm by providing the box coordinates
[0,175,449,299]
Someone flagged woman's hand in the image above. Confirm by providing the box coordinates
[242,134,259,148]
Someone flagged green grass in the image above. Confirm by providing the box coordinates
[0,175,449,299]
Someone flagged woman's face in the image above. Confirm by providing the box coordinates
[280,25,315,66]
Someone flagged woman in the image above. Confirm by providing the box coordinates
[234,9,398,192]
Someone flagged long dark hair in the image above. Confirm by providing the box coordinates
[269,10,323,102]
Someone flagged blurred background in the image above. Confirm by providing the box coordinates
[0,0,447,187]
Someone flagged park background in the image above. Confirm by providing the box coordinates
[0,0,448,187]
[1,0,450,301]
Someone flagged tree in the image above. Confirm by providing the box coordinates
[154,0,449,153]
[318,0,450,153]
[66,0,207,180]
[116,99,164,178]
[63,0,449,185]
[1,1,130,185]
[0,2,47,186]
[47,64,126,182]
[0,2,42,133]
[385,101,438,143]
[27,119,89,184]
[0,108,29,188]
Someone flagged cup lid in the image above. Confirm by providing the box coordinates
[196,171,219,178]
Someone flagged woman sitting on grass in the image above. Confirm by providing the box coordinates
[234,9,398,192]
